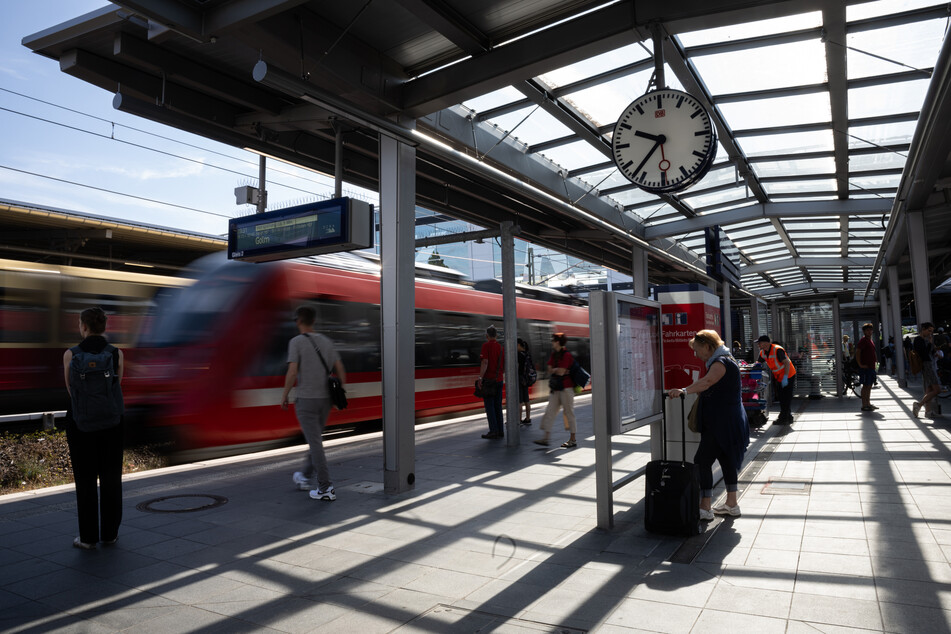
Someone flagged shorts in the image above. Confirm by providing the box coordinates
[858,368,876,386]
[518,382,529,404]
[922,364,939,388]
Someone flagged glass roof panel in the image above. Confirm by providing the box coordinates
[849,173,901,190]
[577,166,632,193]
[739,130,834,157]
[539,140,610,171]
[848,80,931,118]
[846,19,946,80]
[485,107,573,146]
[610,187,660,208]
[848,152,907,172]
[686,165,739,191]
[720,92,832,129]
[848,120,916,149]
[682,187,748,209]
[846,0,943,21]
[692,40,826,95]
[462,86,524,113]
[541,43,651,88]
[762,179,837,195]
[560,68,684,129]
[678,12,822,47]
[753,156,836,178]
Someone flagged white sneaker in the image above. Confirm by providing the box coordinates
[912,401,922,418]
[712,504,741,517]
[309,486,336,501]
[292,472,310,491]
[699,508,714,521]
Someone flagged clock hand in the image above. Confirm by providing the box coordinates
[631,141,660,178]
[634,130,667,144]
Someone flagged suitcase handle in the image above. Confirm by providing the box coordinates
[663,392,688,465]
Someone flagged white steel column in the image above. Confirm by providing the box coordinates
[906,210,932,325]
[887,266,906,386]
[879,287,891,374]
[501,221,520,445]
[379,134,416,494]
[750,298,760,341]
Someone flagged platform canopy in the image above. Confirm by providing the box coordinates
[22,0,951,304]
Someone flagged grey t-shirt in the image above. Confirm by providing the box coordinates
[287,332,340,399]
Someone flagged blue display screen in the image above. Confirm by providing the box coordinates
[228,198,352,262]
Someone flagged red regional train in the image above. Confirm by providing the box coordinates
[0,258,190,416]
[125,252,591,459]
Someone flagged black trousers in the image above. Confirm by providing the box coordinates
[774,376,795,419]
[65,422,124,543]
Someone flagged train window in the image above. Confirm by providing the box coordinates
[140,273,251,347]
[432,312,487,366]
[313,300,381,373]
[0,288,51,344]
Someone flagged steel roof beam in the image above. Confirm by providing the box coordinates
[743,257,874,274]
[515,79,612,159]
[644,199,893,239]
[111,0,308,42]
[393,0,491,55]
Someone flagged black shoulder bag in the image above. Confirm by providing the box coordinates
[307,335,348,410]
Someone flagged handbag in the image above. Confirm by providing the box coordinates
[687,397,699,433]
[548,374,564,391]
[307,335,348,410]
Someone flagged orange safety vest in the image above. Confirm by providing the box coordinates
[760,343,796,382]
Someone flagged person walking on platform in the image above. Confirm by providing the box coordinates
[478,326,505,439]
[534,333,577,448]
[757,335,797,424]
[63,307,125,550]
[667,330,750,520]
[912,322,941,419]
[282,305,346,501]
[517,338,536,426]
[856,323,878,412]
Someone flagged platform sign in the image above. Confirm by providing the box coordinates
[228,197,373,262]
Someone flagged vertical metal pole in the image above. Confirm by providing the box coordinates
[906,210,932,325]
[722,281,732,346]
[591,291,613,529]
[257,155,266,213]
[750,297,760,343]
[501,221,519,446]
[879,287,891,375]
[832,296,843,398]
[334,125,344,198]
[651,22,666,90]
[888,266,906,387]
[770,302,779,341]
[632,246,648,297]
[380,133,416,494]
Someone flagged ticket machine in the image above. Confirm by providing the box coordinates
[656,283,721,390]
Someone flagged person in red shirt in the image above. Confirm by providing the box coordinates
[534,332,577,448]
[478,325,505,439]
[856,322,878,412]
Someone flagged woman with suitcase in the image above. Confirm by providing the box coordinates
[667,329,749,521]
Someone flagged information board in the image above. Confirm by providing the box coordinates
[228,197,373,262]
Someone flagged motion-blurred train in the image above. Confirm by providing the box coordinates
[1,253,590,458]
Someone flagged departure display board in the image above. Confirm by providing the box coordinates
[228,197,373,262]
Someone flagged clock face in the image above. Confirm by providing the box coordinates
[611,89,717,194]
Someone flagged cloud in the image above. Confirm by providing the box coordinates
[96,160,208,181]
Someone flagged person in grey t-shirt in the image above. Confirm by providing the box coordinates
[281,305,346,501]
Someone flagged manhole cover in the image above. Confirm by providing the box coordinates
[761,478,812,495]
[136,494,228,513]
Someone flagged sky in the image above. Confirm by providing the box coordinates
[1,1,350,237]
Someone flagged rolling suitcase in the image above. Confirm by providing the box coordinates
[645,393,702,536]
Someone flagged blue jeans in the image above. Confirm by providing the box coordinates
[484,387,504,435]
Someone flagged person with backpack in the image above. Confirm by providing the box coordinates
[62,307,125,550]
[516,338,536,426]
[282,305,346,501]
[912,322,941,419]
[534,333,578,448]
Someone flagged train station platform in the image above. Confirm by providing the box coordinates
[2,378,950,633]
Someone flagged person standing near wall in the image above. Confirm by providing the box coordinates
[63,307,125,550]
[912,322,941,419]
[856,323,878,412]
[757,335,797,424]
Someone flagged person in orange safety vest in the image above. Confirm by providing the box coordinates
[756,335,796,424]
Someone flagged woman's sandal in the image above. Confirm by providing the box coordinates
[561,440,577,448]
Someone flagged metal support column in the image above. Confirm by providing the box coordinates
[632,246,648,297]
[832,296,843,398]
[256,155,267,213]
[879,287,891,375]
[888,265,906,387]
[770,302,779,341]
[501,221,520,445]
[750,298,760,342]
[334,124,344,198]
[906,210,932,325]
[380,133,416,494]
[722,281,732,347]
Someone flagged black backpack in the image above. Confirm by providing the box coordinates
[68,345,124,431]
[523,353,537,386]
